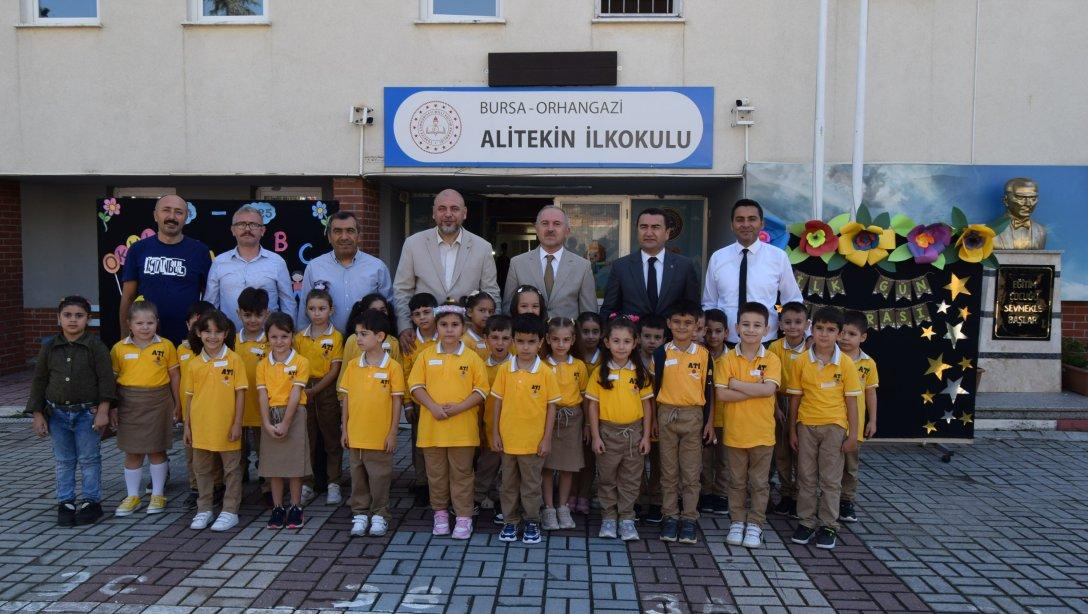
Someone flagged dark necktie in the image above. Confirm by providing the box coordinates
[647,256,659,311]
[739,248,749,307]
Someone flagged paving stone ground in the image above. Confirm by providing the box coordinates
[1,370,1086,613]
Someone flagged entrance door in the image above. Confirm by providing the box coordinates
[630,198,708,274]
[556,199,630,299]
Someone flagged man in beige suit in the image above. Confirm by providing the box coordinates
[503,206,597,320]
[394,189,500,352]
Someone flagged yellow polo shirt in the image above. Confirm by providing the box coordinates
[408,342,489,448]
[711,349,728,428]
[655,341,711,407]
[786,347,862,429]
[718,345,782,448]
[583,348,602,371]
[185,347,248,451]
[547,355,588,407]
[339,352,406,450]
[293,324,343,379]
[340,334,401,392]
[492,357,562,455]
[256,349,310,408]
[235,331,270,427]
[584,361,653,425]
[462,329,490,361]
[849,350,880,442]
[111,336,179,388]
[767,336,807,391]
[481,354,509,447]
[402,330,439,384]
[177,341,195,413]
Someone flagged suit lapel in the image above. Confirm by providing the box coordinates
[660,255,677,305]
[631,253,649,305]
[425,232,446,292]
[528,249,548,297]
[450,233,469,291]
[550,251,573,301]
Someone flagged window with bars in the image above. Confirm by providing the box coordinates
[597,0,680,17]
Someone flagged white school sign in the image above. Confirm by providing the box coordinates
[383,87,714,168]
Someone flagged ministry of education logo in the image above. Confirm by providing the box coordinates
[410,101,462,153]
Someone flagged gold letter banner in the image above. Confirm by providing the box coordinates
[912,274,932,298]
[807,300,934,331]
[807,276,825,298]
[912,303,932,325]
[873,275,893,299]
[795,271,809,291]
[802,274,845,299]
[826,276,845,298]
[873,273,933,302]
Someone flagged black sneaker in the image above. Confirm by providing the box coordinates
[57,501,77,527]
[286,505,305,529]
[791,524,816,545]
[815,527,837,549]
[773,496,794,516]
[267,506,286,529]
[492,511,505,526]
[711,495,729,516]
[697,494,714,513]
[644,505,663,524]
[522,521,542,544]
[660,517,679,542]
[75,501,103,526]
[185,490,199,509]
[839,500,858,523]
[678,519,698,544]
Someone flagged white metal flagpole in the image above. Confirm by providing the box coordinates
[812,0,829,220]
[851,0,869,219]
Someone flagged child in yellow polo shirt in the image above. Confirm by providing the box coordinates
[571,311,603,515]
[586,316,652,542]
[837,310,879,524]
[716,302,782,549]
[403,292,439,507]
[654,300,715,545]
[700,309,730,517]
[339,310,404,538]
[462,290,496,360]
[257,313,311,530]
[234,288,270,485]
[492,315,560,544]
[294,288,344,506]
[184,310,247,532]
[475,314,512,521]
[110,301,180,517]
[767,301,810,517]
[787,306,860,550]
[541,317,588,532]
[408,302,489,540]
[340,294,402,379]
[179,301,216,510]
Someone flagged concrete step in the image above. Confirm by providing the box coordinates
[975,392,1088,431]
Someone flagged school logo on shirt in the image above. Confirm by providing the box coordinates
[152,349,165,365]
[142,256,187,277]
[321,339,334,356]
[833,372,843,384]
[531,384,542,396]
[459,365,470,377]
[220,368,234,384]
[858,365,871,379]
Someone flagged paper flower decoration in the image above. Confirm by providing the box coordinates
[838,222,896,266]
[311,201,330,227]
[906,224,951,264]
[98,198,121,231]
[799,220,839,257]
[758,230,770,243]
[956,224,995,263]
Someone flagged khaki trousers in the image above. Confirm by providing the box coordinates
[474,447,501,502]
[422,446,475,518]
[796,423,846,530]
[407,406,427,487]
[596,420,644,521]
[348,448,393,519]
[186,443,222,490]
[774,397,797,498]
[192,448,241,514]
[306,381,343,484]
[841,447,860,502]
[638,441,662,506]
[658,405,704,521]
[500,453,546,523]
[726,445,774,525]
[701,428,729,497]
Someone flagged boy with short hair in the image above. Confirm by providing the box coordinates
[700,309,730,516]
[655,300,715,544]
[716,302,781,548]
[767,301,809,517]
[787,306,860,550]
[475,314,513,520]
[235,287,271,485]
[836,310,879,523]
[403,293,439,506]
[491,315,561,544]
[636,314,667,524]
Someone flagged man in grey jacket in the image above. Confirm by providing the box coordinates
[503,206,597,319]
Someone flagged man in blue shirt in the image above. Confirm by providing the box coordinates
[120,195,212,343]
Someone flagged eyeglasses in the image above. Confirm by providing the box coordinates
[231,222,265,231]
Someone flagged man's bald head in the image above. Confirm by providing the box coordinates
[153,194,188,240]
[433,188,468,237]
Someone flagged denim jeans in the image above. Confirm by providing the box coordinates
[49,408,102,503]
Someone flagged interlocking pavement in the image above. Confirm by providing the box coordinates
[0,409,1085,612]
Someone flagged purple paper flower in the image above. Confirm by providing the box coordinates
[907,224,952,264]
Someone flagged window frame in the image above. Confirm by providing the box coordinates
[20,0,101,26]
[419,0,504,24]
[187,0,269,25]
[594,0,682,20]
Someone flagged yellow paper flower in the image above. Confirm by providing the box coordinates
[837,222,897,266]
[956,224,995,263]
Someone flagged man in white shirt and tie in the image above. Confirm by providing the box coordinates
[502,206,597,319]
[702,199,804,344]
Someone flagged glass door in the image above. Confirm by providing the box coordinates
[630,198,707,275]
[556,199,630,299]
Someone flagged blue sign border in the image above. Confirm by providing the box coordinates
[383,86,714,169]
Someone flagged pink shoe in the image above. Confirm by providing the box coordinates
[451,516,473,540]
[566,496,578,510]
[576,497,590,515]
[432,510,450,536]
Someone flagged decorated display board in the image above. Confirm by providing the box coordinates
[96,198,338,346]
[786,205,1007,440]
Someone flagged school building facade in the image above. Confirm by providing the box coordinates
[3,0,1087,373]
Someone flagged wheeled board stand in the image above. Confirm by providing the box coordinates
[921,441,955,463]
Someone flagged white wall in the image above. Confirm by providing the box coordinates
[3,0,1087,177]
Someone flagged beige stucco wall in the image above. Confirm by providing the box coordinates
[3,0,1086,177]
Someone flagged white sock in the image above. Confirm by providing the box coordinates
[124,467,143,498]
[149,462,168,496]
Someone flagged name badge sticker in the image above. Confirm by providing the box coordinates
[373,372,389,380]
[180,353,192,361]
[608,374,620,381]
[124,353,139,360]
[664,358,678,367]
[321,339,334,347]
[214,360,229,367]
[820,381,838,389]
[749,369,763,377]
[285,366,298,374]
[428,359,444,366]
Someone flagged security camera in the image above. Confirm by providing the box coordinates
[736,98,750,107]
[350,106,375,126]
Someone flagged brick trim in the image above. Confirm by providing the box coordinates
[0,182,23,374]
[332,177,380,257]
[1062,300,1088,341]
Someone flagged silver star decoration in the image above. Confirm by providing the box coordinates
[944,321,967,349]
[941,377,969,403]
[936,301,951,314]
[941,409,955,424]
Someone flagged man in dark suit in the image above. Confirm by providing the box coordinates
[600,207,701,319]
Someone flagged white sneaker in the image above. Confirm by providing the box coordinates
[726,521,745,546]
[598,519,618,538]
[326,483,343,505]
[210,511,239,532]
[369,515,388,536]
[743,523,763,548]
[351,514,369,537]
[541,507,560,531]
[190,511,214,530]
[618,519,640,541]
[300,485,316,506]
[479,497,495,510]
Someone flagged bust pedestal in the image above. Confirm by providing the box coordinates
[978,249,1062,393]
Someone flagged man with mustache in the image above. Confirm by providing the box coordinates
[502,206,596,319]
[205,204,296,331]
[119,195,212,344]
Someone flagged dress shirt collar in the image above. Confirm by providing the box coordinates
[229,247,269,263]
[641,249,665,265]
[733,239,763,255]
[541,246,565,265]
[437,228,464,246]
